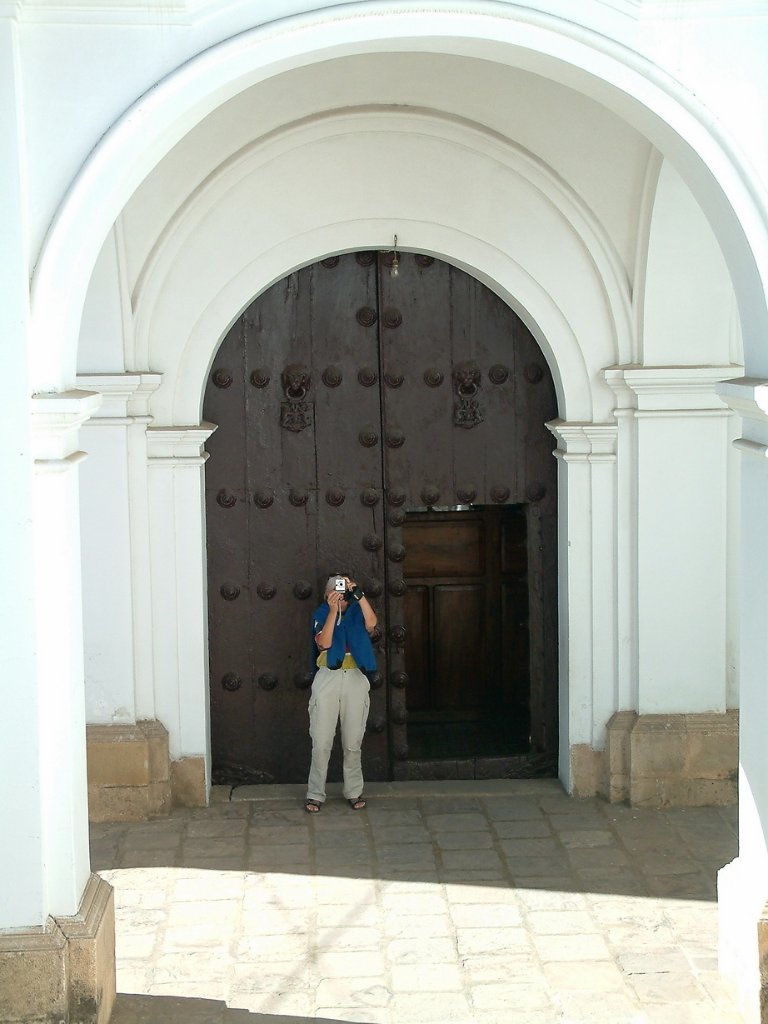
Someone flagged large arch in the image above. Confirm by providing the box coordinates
[127,107,627,426]
[33,2,768,394]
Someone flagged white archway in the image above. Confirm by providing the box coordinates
[34,2,768,394]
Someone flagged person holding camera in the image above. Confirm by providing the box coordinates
[305,574,378,813]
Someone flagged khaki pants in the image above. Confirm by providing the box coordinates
[306,666,370,803]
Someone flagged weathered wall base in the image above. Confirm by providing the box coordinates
[0,874,115,1024]
[571,711,738,806]
[86,719,206,821]
[759,903,768,1024]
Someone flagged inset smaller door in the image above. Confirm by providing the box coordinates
[402,506,532,763]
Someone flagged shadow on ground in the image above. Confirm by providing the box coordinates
[112,993,361,1023]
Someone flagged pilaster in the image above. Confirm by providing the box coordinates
[546,420,617,794]
[716,376,768,1024]
[31,389,101,918]
[146,424,216,805]
[77,373,162,723]
[605,365,737,716]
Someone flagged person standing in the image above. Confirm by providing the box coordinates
[305,574,377,812]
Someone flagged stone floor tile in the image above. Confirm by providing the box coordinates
[316,902,382,928]
[482,798,545,820]
[470,980,552,1011]
[516,889,588,911]
[370,824,430,843]
[626,970,706,1004]
[505,855,570,877]
[387,936,457,963]
[227,990,314,1016]
[456,926,531,955]
[558,829,617,848]
[420,796,483,813]
[316,1007,390,1024]
[313,950,387,977]
[235,933,310,959]
[473,1011,562,1024]
[435,830,495,849]
[449,902,523,928]
[228,960,311,991]
[491,819,552,839]
[533,932,611,962]
[314,975,391,1007]
[460,951,539,983]
[542,959,627,991]
[246,825,308,844]
[526,910,596,935]
[440,849,504,871]
[185,818,247,838]
[512,875,581,891]
[383,914,454,939]
[438,868,508,884]
[444,882,519,903]
[313,878,378,903]
[316,926,384,950]
[424,812,490,831]
[391,962,463,991]
[549,813,611,831]
[381,891,446,915]
[389,991,474,1023]
[553,990,643,1022]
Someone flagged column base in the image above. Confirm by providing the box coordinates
[86,719,206,821]
[0,874,115,1024]
[718,856,768,1024]
[571,711,738,807]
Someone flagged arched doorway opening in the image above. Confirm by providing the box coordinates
[202,251,558,785]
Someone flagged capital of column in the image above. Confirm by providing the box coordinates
[76,373,162,423]
[717,376,768,458]
[146,424,217,466]
[546,419,617,461]
[30,389,102,465]
[605,365,742,414]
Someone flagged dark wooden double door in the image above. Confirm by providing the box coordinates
[203,252,558,785]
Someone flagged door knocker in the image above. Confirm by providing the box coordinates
[280,364,313,432]
[452,361,484,429]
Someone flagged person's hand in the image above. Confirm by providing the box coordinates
[328,590,344,609]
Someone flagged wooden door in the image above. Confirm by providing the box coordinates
[203,251,558,785]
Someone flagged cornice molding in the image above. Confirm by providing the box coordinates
[604,365,743,412]
[76,372,162,421]
[146,423,217,462]
[716,376,768,424]
[30,389,102,461]
[546,419,618,459]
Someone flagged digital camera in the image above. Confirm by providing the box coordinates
[333,577,347,592]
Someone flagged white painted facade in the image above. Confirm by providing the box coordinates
[1,0,768,1018]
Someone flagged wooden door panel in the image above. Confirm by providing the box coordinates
[402,518,484,578]
[434,584,486,711]
[403,585,430,712]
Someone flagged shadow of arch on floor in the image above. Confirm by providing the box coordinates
[111,993,353,1023]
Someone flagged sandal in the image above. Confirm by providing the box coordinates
[305,799,321,813]
[347,796,366,810]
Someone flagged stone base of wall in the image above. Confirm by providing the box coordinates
[0,873,115,1024]
[86,720,206,821]
[759,903,768,1024]
[571,711,738,807]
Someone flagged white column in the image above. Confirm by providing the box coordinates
[606,367,736,715]
[547,421,618,789]
[77,373,162,723]
[146,426,216,779]
[31,390,102,918]
[716,377,768,1021]
[0,15,46,929]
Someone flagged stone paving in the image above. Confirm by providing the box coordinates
[91,779,745,1024]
